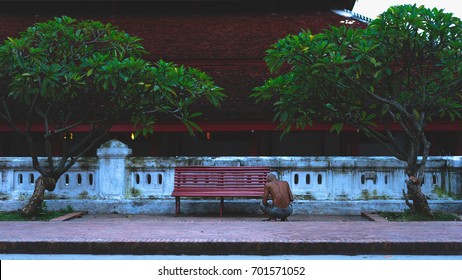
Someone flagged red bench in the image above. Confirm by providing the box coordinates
[172,166,270,216]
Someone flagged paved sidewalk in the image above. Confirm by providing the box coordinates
[1,214,461,256]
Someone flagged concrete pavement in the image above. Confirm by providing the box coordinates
[0,213,461,256]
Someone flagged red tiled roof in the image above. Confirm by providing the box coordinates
[0,12,366,123]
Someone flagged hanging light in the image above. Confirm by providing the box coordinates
[63,132,73,140]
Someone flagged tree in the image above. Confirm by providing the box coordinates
[252,5,462,216]
[0,16,224,217]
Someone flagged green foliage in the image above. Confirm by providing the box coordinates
[361,189,391,200]
[253,5,462,215]
[0,16,146,104]
[129,187,142,197]
[252,5,462,157]
[78,191,89,199]
[378,210,461,221]
[0,16,224,179]
[361,189,371,200]
[65,205,74,212]
[0,204,74,221]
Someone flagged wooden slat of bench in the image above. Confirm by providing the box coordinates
[172,187,264,195]
[175,183,266,186]
[175,167,268,170]
[172,190,264,196]
[175,178,266,182]
[175,171,267,174]
[175,175,266,180]
[174,184,265,188]
[175,175,266,178]
[173,185,265,188]
[174,186,264,188]
[175,170,267,179]
[175,174,267,177]
[175,178,266,181]
[176,170,266,172]
[172,193,263,198]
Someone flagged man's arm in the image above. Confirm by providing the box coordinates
[262,185,270,205]
[287,183,294,202]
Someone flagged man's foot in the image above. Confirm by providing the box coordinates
[262,218,277,221]
[280,218,288,221]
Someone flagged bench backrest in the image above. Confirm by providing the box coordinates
[173,166,270,196]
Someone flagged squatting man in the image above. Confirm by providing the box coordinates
[260,173,294,221]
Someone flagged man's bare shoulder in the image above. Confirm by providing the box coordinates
[266,180,289,188]
[278,180,289,186]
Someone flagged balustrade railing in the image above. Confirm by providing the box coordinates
[0,140,461,203]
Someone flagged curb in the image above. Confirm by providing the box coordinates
[2,240,461,256]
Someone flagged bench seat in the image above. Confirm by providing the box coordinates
[172,166,270,216]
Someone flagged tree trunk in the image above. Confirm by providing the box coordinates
[21,176,56,218]
[403,176,433,217]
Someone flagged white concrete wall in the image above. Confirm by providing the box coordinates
[1,140,461,214]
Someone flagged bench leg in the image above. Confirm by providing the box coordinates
[175,197,180,215]
[220,197,224,217]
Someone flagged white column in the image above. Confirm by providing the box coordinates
[96,139,132,198]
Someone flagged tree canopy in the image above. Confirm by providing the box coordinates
[252,4,462,215]
[0,16,224,174]
[0,16,224,216]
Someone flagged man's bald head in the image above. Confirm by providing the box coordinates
[266,173,277,182]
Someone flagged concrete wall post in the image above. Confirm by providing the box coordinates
[96,139,132,198]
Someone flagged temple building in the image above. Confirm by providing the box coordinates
[1,0,461,157]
